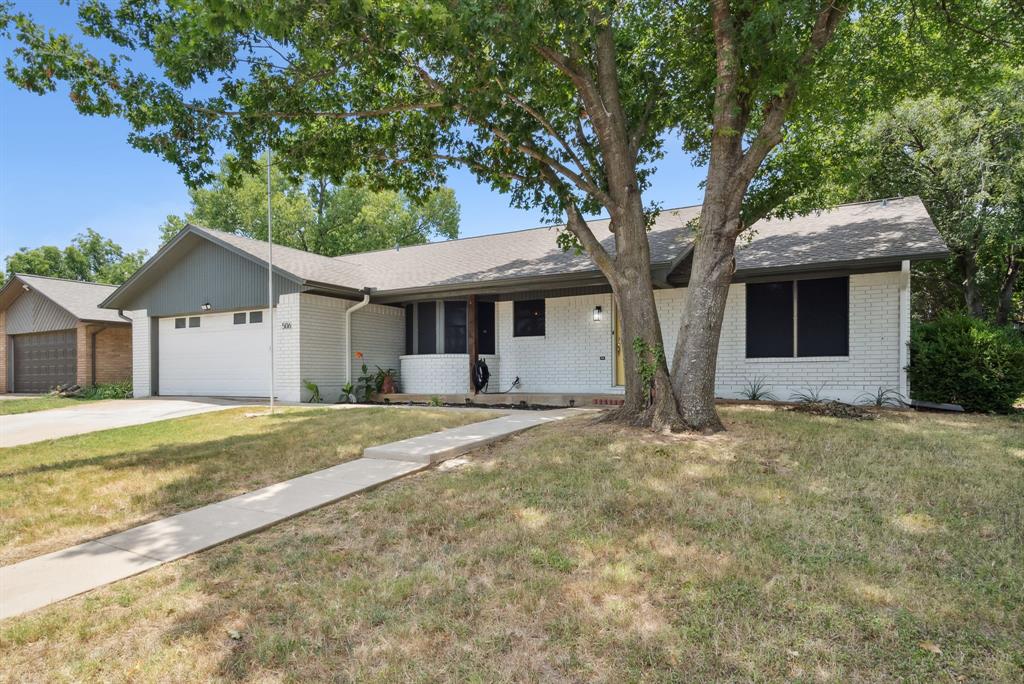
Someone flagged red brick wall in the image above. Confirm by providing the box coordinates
[94,325,132,384]
[75,323,132,387]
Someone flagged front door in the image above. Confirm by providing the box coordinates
[613,303,625,386]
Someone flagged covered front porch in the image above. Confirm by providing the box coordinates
[392,290,628,398]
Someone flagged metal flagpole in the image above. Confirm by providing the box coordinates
[267,148,275,414]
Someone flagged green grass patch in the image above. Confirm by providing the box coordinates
[0,396,98,415]
[0,406,496,564]
[2,407,1021,681]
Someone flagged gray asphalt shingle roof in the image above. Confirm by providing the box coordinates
[114,196,946,305]
[9,274,126,323]
[733,197,946,274]
[340,206,699,292]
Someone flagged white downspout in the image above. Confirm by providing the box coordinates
[345,292,371,384]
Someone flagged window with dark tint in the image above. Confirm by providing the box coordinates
[444,300,468,353]
[797,277,848,357]
[476,301,496,355]
[233,313,246,325]
[746,281,793,358]
[249,311,263,324]
[174,318,186,329]
[417,301,436,354]
[513,299,545,337]
[405,304,415,355]
[188,316,201,328]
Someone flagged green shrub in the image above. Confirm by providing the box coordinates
[908,314,1024,413]
[80,379,133,400]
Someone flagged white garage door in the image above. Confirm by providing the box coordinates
[159,310,270,397]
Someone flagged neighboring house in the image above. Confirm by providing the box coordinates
[0,274,132,393]
[100,196,947,404]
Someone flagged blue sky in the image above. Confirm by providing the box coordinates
[0,2,706,264]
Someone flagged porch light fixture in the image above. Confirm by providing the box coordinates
[593,305,603,322]
[201,302,212,311]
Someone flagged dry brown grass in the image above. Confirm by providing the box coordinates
[1,406,1021,682]
[0,406,495,564]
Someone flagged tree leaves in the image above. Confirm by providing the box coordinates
[4,228,148,285]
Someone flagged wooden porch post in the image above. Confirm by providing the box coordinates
[467,294,478,394]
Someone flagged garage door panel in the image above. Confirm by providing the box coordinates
[12,330,77,393]
[158,310,270,397]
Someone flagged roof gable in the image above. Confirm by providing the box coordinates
[0,274,125,323]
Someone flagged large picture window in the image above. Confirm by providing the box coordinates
[513,299,545,337]
[797,277,849,357]
[746,277,848,358]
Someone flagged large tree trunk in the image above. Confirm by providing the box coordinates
[995,254,1020,326]
[604,199,684,431]
[670,199,740,433]
[956,251,987,319]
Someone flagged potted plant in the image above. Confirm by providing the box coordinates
[375,366,398,394]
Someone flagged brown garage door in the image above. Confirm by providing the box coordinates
[12,330,77,393]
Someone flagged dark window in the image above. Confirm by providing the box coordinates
[249,311,263,324]
[476,301,496,355]
[746,281,793,358]
[417,301,436,354]
[405,304,415,355]
[513,299,545,337]
[174,318,186,329]
[444,301,468,353]
[797,277,848,356]
[188,316,201,328]
[233,313,247,325]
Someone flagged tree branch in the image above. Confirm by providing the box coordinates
[734,2,848,188]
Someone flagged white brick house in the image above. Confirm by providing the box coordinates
[101,197,944,405]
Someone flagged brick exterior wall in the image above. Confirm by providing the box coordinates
[399,271,907,403]
[273,293,405,402]
[0,310,7,393]
[93,325,132,384]
[400,354,499,394]
[75,322,132,387]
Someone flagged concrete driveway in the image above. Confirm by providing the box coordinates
[0,397,256,448]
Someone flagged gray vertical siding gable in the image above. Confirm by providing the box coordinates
[122,239,301,317]
[5,290,78,334]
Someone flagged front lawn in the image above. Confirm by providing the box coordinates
[0,406,496,565]
[0,396,97,415]
[2,407,1021,681]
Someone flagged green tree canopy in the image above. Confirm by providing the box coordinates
[821,72,1023,325]
[5,228,147,285]
[160,155,460,255]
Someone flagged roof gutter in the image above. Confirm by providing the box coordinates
[344,290,372,385]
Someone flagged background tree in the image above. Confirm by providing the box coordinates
[5,228,147,284]
[822,75,1023,325]
[159,154,460,255]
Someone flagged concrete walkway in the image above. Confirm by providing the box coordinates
[0,409,578,620]
[0,397,254,448]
